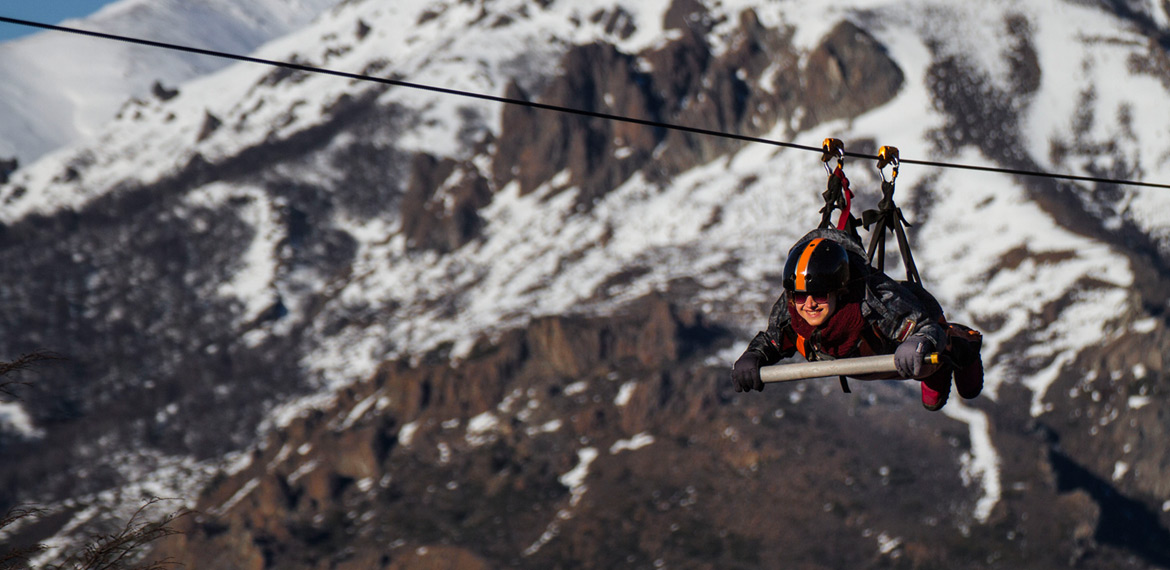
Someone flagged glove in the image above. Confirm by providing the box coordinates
[731,352,764,392]
[894,335,932,378]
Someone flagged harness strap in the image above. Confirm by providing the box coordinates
[863,178,922,285]
[820,166,861,236]
[818,139,862,240]
[834,166,854,231]
[839,375,852,393]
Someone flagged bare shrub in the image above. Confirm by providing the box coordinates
[2,355,188,569]
[1,500,189,570]
[0,351,63,401]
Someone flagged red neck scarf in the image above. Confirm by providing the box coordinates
[788,299,867,359]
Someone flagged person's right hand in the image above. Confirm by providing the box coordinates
[894,334,932,378]
[732,353,764,392]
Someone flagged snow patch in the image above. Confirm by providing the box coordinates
[1112,461,1129,481]
[876,532,903,555]
[466,411,500,446]
[213,478,260,515]
[222,450,253,477]
[610,433,655,454]
[0,401,42,438]
[946,402,1001,523]
[525,446,600,557]
[559,447,599,506]
[288,460,318,484]
[337,393,380,431]
[1132,364,1147,379]
[468,411,499,433]
[614,381,638,407]
[1132,318,1158,334]
[398,421,420,446]
[564,381,589,396]
[525,419,563,436]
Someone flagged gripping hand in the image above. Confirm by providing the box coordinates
[732,352,764,392]
[894,335,932,378]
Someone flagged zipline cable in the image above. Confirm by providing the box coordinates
[0,15,823,154]
[2,15,1169,191]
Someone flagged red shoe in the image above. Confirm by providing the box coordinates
[947,323,984,400]
[921,373,951,411]
[954,356,984,399]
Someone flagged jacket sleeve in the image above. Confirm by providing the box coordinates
[743,291,797,365]
[863,274,948,350]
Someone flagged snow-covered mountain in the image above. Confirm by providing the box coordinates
[2,0,1170,567]
[0,0,341,163]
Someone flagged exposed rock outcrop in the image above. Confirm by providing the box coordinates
[401,154,493,253]
[146,291,1157,569]
[490,8,904,213]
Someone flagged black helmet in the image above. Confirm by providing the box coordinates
[783,237,850,294]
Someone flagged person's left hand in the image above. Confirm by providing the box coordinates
[894,335,932,378]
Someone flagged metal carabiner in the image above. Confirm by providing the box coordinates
[877,145,900,183]
[822,138,845,176]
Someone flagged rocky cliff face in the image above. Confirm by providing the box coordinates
[151,294,1166,569]
[491,13,902,214]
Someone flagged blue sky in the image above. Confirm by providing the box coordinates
[0,1,117,42]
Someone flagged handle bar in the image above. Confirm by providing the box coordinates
[759,353,941,384]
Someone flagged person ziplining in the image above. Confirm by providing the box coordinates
[730,141,984,411]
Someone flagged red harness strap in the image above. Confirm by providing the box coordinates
[832,165,854,231]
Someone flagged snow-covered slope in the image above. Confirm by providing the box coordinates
[3,0,1170,564]
[0,0,341,162]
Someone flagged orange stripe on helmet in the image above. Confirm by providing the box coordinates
[793,238,823,291]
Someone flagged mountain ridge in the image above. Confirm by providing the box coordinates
[0,0,341,163]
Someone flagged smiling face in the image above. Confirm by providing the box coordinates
[793,291,838,327]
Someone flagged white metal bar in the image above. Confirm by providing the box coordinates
[759,354,898,384]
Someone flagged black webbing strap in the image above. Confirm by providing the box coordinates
[862,181,922,285]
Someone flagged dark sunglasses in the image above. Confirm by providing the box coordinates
[792,292,830,305]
